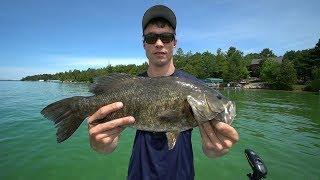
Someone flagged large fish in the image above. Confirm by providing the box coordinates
[41,73,236,149]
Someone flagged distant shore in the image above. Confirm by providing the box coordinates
[11,79,317,92]
[208,81,311,92]
[0,79,20,81]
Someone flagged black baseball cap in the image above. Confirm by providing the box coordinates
[142,5,176,31]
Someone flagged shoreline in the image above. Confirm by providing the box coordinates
[215,82,316,93]
[16,80,318,93]
[0,79,20,81]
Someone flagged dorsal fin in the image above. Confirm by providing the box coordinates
[90,73,137,94]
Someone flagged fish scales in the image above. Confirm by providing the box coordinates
[41,73,236,149]
[81,77,196,132]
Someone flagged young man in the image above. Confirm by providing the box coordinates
[87,5,239,180]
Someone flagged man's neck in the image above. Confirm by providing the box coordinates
[147,60,175,77]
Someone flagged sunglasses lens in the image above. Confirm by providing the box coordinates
[144,34,158,44]
[144,33,175,44]
[160,33,174,43]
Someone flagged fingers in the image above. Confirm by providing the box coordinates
[87,102,124,124]
[211,121,239,143]
[88,116,134,154]
[101,133,121,145]
[199,122,223,151]
[89,116,135,136]
[86,102,136,154]
[213,148,229,157]
[199,121,240,158]
[94,127,124,141]
[215,131,234,149]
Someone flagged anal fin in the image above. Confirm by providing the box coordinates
[166,131,180,150]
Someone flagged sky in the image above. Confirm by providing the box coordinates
[0,0,319,80]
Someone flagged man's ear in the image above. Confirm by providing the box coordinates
[173,39,177,48]
[143,41,146,49]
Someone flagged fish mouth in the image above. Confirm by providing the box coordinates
[222,101,236,124]
[187,95,236,125]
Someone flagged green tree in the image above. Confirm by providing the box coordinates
[136,62,148,75]
[260,48,276,59]
[200,51,215,79]
[188,52,203,78]
[183,63,197,76]
[283,39,320,83]
[213,48,227,78]
[283,50,296,61]
[260,58,297,90]
[276,61,297,90]
[245,52,260,60]
[260,58,280,84]
[315,38,320,49]
[223,47,249,82]
[174,48,187,69]
[312,67,320,80]
[176,48,184,56]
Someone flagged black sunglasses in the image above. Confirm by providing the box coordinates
[143,33,175,44]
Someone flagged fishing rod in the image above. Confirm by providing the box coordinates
[245,149,268,180]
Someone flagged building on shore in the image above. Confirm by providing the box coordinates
[204,78,223,88]
[248,56,283,77]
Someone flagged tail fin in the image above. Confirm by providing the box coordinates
[41,96,86,143]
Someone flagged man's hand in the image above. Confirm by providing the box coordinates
[87,102,135,154]
[199,121,239,158]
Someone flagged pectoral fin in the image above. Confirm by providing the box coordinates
[166,131,180,150]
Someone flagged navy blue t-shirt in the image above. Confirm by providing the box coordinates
[127,70,200,180]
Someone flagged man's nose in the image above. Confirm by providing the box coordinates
[155,38,164,48]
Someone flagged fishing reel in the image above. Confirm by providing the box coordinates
[245,149,268,180]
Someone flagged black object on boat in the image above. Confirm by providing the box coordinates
[245,149,268,180]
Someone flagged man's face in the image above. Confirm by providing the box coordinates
[143,24,177,67]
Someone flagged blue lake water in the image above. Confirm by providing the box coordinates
[0,81,319,179]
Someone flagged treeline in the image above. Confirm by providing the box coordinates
[22,39,320,91]
[22,63,149,83]
[175,39,319,90]
[174,47,250,82]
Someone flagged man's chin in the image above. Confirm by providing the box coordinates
[152,58,170,67]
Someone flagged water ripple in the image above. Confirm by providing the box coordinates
[0,83,319,179]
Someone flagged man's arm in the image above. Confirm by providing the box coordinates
[87,102,135,154]
[199,121,239,158]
